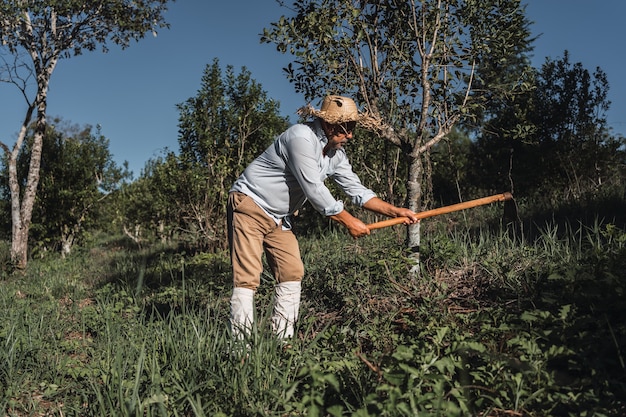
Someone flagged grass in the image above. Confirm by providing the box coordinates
[1,210,625,416]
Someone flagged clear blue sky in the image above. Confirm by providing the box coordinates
[1,1,624,178]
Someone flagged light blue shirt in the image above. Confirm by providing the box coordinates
[230,119,376,228]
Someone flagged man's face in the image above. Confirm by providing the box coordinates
[323,121,356,152]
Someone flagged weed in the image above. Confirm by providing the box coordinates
[1,217,625,415]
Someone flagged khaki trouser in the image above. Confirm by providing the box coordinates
[227,192,304,290]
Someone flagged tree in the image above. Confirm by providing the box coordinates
[113,152,180,247]
[262,0,533,256]
[118,60,288,250]
[176,59,288,250]
[467,52,623,204]
[0,0,172,269]
[431,127,472,204]
[530,52,616,198]
[5,119,130,256]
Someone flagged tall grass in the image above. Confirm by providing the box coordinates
[1,216,625,416]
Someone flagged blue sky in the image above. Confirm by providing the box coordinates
[1,1,624,178]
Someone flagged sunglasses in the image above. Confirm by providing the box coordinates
[336,121,357,135]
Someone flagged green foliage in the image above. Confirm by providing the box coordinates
[0,240,10,277]
[0,0,172,55]
[262,0,534,217]
[3,119,131,256]
[0,0,173,268]
[464,51,625,206]
[112,152,192,246]
[430,128,472,204]
[1,5,625,412]
[116,59,288,250]
[1,211,626,415]
[343,127,409,207]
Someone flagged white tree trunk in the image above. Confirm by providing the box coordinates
[8,54,57,268]
[406,154,423,272]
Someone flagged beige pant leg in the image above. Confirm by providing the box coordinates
[228,192,303,289]
[228,192,275,290]
[264,226,304,283]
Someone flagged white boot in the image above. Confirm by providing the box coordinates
[230,287,255,339]
[272,281,301,339]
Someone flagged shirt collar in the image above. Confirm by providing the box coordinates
[310,119,337,157]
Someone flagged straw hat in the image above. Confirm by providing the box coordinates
[297,95,382,131]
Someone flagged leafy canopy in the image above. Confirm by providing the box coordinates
[0,0,171,58]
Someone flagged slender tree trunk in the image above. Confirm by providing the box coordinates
[5,104,34,269]
[406,154,423,271]
[60,225,75,258]
[8,141,24,268]
[10,222,29,269]
[10,117,45,269]
[9,56,56,269]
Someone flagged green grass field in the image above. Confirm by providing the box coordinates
[1,208,625,416]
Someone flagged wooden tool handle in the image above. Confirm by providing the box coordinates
[367,192,513,231]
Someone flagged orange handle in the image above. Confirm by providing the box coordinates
[367,192,513,231]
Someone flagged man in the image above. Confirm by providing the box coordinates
[228,95,417,340]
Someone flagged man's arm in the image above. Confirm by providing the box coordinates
[329,210,371,238]
[363,197,418,223]
[330,198,418,238]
